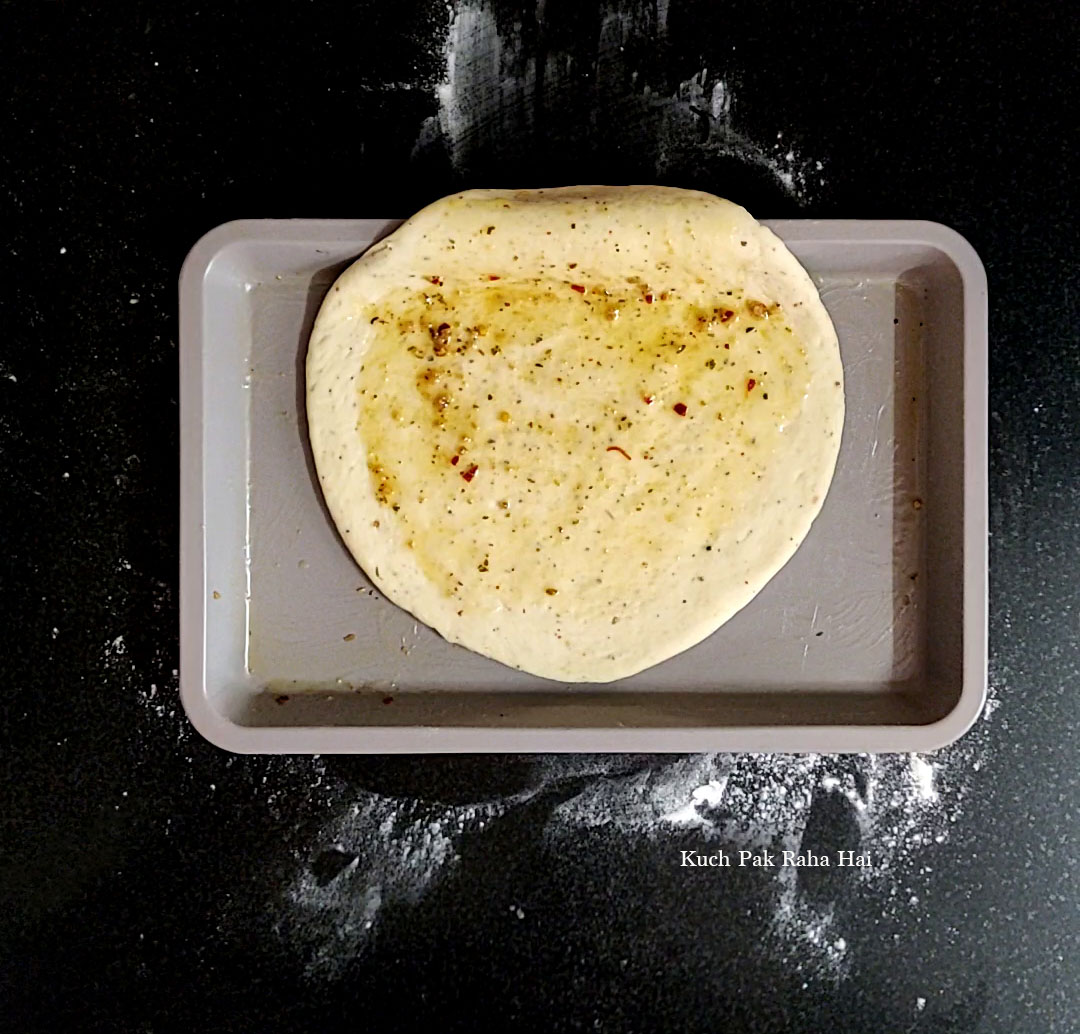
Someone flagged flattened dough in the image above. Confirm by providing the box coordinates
[306,186,844,682]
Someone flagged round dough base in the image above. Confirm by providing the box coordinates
[306,186,844,682]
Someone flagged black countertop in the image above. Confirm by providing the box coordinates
[2,2,1078,1031]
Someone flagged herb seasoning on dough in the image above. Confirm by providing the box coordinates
[306,186,844,682]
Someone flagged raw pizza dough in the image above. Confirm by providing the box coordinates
[306,186,844,682]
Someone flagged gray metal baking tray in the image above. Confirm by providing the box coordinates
[179,217,987,753]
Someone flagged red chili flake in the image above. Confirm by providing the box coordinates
[571,284,586,293]
[428,275,443,285]
[461,463,478,482]
[720,309,735,322]
[274,695,290,705]
[644,293,654,304]
[673,402,688,416]
[643,394,655,405]
[382,695,394,705]
[606,445,632,460]
[450,455,460,466]
[747,378,757,391]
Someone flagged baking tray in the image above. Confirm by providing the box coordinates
[178,218,987,754]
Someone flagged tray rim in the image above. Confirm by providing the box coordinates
[178,217,988,755]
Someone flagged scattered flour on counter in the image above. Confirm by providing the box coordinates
[287,796,497,978]
[652,68,822,201]
[136,677,187,733]
[101,634,192,747]
[771,861,850,978]
[280,677,995,982]
[418,0,826,202]
[104,634,126,660]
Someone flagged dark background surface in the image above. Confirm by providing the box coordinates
[2,2,1078,1031]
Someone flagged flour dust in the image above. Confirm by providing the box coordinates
[276,687,995,982]
[416,0,825,202]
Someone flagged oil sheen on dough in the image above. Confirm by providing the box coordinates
[306,186,844,682]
